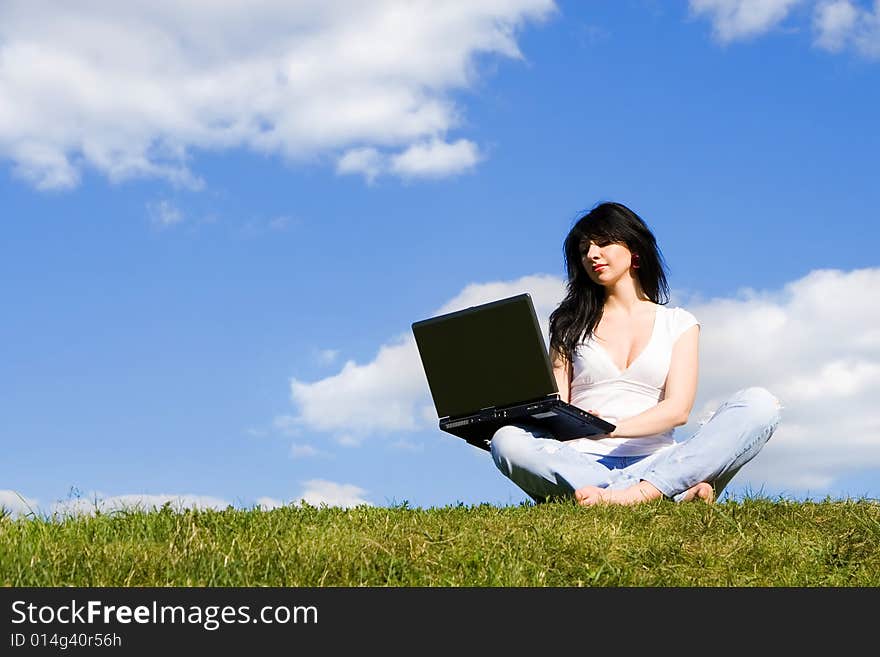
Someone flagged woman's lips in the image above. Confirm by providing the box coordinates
[593,265,606,272]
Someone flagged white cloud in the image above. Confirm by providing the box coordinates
[813,0,880,58]
[689,0,803,43]
[679,267,880,494]
[689,0,880,58]
[775,359,880,401]
[337,137,481,182]
[336,147,384,183]
[389,138,481,179]
[287,267,880,498]
[288,335,425,440]
[432,273,565,338]
[814,0,860,50]
[0,0,556,190]
[0,489,39,517]
[292,479,372,507]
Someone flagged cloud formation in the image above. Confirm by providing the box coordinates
[0,0,555,189]
[260,480,374,508]
[5,1,875,191]
[690,0,880,59]
[294,479,372,507]
[813,0,880,58]
[287,267,880,498]
[689,0,804,43]
[690,0,880,57]
[684,268,880,493]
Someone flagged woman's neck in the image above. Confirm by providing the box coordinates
[603,287,651,314]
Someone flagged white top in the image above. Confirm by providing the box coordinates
[567,304,700,456]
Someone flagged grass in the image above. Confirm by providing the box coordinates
[2,497,878,586]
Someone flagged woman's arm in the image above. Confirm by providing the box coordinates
[550,346,572,404]
[607,324,700,438]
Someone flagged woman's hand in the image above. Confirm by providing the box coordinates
[588,409,617,438]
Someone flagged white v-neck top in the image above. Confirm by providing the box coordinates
[567,304,700,456]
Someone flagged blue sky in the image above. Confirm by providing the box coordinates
[2,0,879,516]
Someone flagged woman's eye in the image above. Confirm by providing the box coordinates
[582,241,608,252]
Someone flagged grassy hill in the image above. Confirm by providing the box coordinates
[2,498,878,586]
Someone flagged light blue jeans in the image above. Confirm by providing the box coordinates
[490,387,782,503]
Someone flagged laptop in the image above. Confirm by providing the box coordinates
[411,293,616,451]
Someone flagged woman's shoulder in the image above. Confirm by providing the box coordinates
[657,302,697,317]
[656,304,700,336]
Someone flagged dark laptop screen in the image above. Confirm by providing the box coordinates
[411,294,559,419]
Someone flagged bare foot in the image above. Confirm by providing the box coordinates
[680,482,715,503]
[574,481,664,506]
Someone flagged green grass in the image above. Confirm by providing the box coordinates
[2,498,878,586]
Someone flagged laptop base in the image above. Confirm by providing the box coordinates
[439,397,616,452]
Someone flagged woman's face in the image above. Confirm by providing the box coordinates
[580,238,635,285]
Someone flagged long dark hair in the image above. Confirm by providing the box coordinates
[549,201,670,363]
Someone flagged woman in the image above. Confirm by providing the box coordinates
[490,201,781,506]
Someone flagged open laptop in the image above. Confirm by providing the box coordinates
[411,293,616,451]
